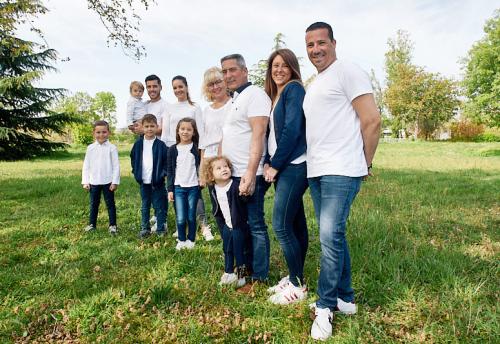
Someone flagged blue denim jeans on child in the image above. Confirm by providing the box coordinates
[140,184,166,233]
[221,224,246,273]
[272,162,309,287]
[174,185,200,242]
[89,183,116,227]
[308,175,362,310]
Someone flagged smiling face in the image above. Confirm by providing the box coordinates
[172,79,188,102]
[305,28,337,73]
[146,79,162,101]
[93,125,110,144]
[271,54,292,91]
[211,158,232,184]
[221,58,248,91]
[207,78,226,100]
[177,121,194,144]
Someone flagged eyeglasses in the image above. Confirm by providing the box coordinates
[207,79,223,88]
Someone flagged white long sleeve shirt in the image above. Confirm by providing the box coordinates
[160,101,202,147]
[82,140,120,185]
[126,96,147,125]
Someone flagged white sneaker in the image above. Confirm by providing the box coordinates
[219,272,238,285]
[175,241,186,251]
[336,298,357,315]
[201,224,214,241]
[172,230,178,238]
[185,240,195,250]
[150,216,157,225]
[268,282,307,305]
[151,222,157,232]
[108,225,117,235]
[310,306,333,341]
[84,225,95,232]
[267,275,289,294]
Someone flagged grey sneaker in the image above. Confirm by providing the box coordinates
[139,229,151,239]
[84,225,96,232]
[108,225,117,235]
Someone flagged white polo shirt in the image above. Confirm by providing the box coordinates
[221,84,271,177]
[303,59,373,178]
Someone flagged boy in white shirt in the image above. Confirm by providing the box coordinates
[127,81,147,134]
[82,120,120,234]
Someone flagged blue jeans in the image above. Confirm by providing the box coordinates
[222,224,246,273]
[308,175,362,310]
[239,175,270,281]
[174,185,200,242]
[89,183,116,226]
[272,162,309,287]
[140,184,166,233]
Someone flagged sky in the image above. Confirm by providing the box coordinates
[18,0,498,128]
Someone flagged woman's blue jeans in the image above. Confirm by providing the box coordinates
[308,175,362,310]
[174,185,200,242]
[272,162,309,287]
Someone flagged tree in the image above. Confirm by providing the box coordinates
[249,33,287,87]
[0,1,77,160]
[461,9,499,127]
[92,91,117,128]
[383,30,460,139]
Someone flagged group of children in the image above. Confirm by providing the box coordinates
[82,86,250,287]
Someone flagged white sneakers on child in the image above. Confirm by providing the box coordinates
[108,225,117,235]
[310,306,333,341]
[172,230,178,238]
[268,281,307,305]
[309,299,358,315]
[219,272,245,287]
[175,240,195,251]
[267,275,290,294]
[201,224,214,241]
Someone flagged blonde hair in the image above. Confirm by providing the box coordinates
[202,67,225,102]
[202,156,233,185]
[129,81,144,93]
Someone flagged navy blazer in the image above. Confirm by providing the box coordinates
[265,81,307,171]
[210,178,249,231]
[130,137,168,187]
[166,143,201,192]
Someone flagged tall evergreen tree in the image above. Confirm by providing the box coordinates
[0,1,76,160]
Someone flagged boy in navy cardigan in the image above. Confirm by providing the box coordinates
[130,114,168,238]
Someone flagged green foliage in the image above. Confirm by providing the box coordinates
[0,0,77,160]
[383,31,460,140]
[92,91,117,128]
[461,10,500,127]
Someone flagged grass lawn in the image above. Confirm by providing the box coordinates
[0,141,498,343]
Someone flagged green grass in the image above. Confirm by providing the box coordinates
[1,141,499,343]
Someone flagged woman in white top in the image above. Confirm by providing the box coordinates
[163,75,213,241]
[199,67,231,237]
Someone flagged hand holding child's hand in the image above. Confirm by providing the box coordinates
[83,184,90,191]
[109,184,118,192]
[168,192,174,202]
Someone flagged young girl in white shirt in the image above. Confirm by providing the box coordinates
[167,118,201,250]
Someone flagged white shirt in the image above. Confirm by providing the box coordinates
[268,102,306,165]
[161,101,202,147]
[221,85,271,177]
[303,60,373,178]
[146,98,170,124]
[141,137,155,184]
[215,180,233,228]
[82,140,120,185]
[174,143,198,187]
[200,101,231,157]
[126,96,146,125]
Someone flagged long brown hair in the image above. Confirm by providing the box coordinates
[175,117,199,146]
[264,48,302,102]
[172,75,195,106]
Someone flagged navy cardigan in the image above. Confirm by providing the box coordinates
[130,137,168,187]
[265,81,307,171]
[166,143,201,192]
[210,178,249,231]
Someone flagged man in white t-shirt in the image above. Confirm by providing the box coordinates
[220,54,272,289]
[138,74,169,137]
[303,22,381,341]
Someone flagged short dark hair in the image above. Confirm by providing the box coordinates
[93,120,109,130]
[220,54,246,69]
[306,22,334,41]
[145,74,161,85]
[141,114,158,125]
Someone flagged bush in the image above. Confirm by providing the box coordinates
[474,133,500,142]
[450,120,484,141]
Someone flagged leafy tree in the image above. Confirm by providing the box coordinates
[0,1,76,160]
[461,9,499,127]
[92,91,117,128]
[383,30,460,139]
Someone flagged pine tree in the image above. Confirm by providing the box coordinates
[0,1,76,160]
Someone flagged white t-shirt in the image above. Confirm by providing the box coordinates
[200,101,231,157]
[215,180,233,228]
[161,101,202,147]
[174,143,198,187]
[303,60,373,178]
[142,138,155,184]
[268,102,306,165]
[146,98,170,127]
[221,85,271,177]
[126,96,146,125]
